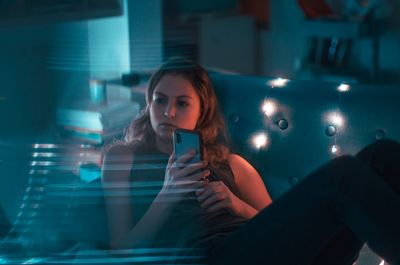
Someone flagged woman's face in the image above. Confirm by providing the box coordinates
[149,74,201,141]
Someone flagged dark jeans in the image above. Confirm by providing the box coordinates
[209,139,400,265]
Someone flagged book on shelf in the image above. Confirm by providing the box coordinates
[62,125,125,144]
[56,100,141,144]
[56,101,140,132]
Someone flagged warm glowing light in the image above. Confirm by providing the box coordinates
[268,77,289,88]
[327,112,345,127]
[379,260,385,265]
[337,83,350,92]
[262,100,277,117]
[251,133,268,149]
[331,145,339,155]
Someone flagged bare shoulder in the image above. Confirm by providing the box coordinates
[227,154,255,172]
[102,144,135,183]
[227,153,272,208]
[226,153,265,186]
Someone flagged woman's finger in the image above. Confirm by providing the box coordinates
[174,149,196,166]
[205,201,228,213]
[158,181,205,202]
[200,191,226,208]
[164,179,204,193]
[167,152,176,170]
[174,160,207,171]
[174,164,209,180]
[196,185,214,201]
[180,168,210,183]
[196,181,223,198]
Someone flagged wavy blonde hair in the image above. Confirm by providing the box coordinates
[123,58,230,165]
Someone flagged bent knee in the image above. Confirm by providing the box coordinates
[328,155,369,186]
[372,139,399,153]
[331,155,359,169]
[358,139,399,161]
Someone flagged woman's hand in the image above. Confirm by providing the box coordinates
[160,150,210,202]
[195,181,246,217]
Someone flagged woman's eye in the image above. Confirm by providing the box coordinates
[154,98,166,105]
[177,101,189,107]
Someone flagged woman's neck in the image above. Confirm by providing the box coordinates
[155,137,173,155]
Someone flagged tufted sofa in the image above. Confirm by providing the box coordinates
[211,73,399,197]
[211,72,400,264]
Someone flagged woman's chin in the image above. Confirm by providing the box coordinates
[156,131,173,142]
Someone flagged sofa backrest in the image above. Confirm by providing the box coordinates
[211,73,400,198]
[2,73,399,262]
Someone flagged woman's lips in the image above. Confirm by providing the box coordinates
[159,123,176,129]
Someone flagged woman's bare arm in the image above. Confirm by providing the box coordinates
[228,154,272,216]
[101,145,174,249]
[196,154,272,219]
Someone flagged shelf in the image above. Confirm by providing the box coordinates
[0,0,123,27]
[301,19,374,39]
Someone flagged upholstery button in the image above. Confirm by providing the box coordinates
[374,129,385,140]
[277,119,289,130]
[229,113,240,124]
[325,125,337,137]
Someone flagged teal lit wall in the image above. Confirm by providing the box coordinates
[0,1,129,229]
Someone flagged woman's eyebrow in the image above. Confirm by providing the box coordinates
[154,92,193,99]
[153,92,167,97]
[176,95,193,100]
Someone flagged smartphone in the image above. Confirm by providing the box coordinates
[173,129,202,164]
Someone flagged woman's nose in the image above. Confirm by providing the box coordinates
[164,103,176,118]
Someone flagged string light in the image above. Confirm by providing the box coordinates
[337,83,350,92]
[326,111,345,127]
[330,145,340,155]
[251,132,268,149]
[331,115,344,127]
[268,77,289,88]
[262,100,277,117]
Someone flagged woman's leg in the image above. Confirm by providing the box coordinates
[311,227,363,265]
[209,139,400,265]
[313,140,400,265]
[356,139,400,195]
[312,139,400,265]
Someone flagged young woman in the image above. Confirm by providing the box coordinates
[102,58,400,265]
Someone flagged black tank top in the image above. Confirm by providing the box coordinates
[128,145,247,254]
